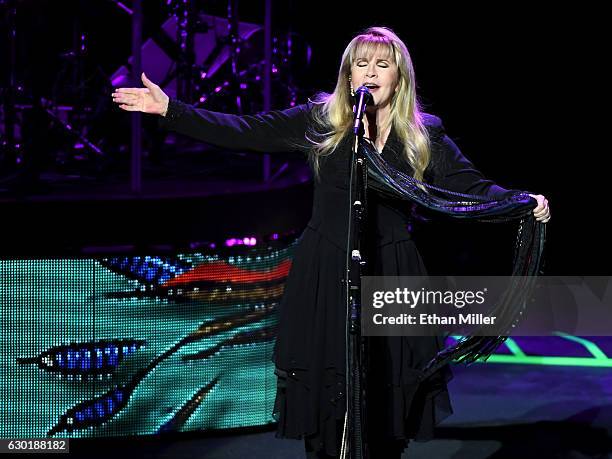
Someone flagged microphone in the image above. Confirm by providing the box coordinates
[352,86,373,136]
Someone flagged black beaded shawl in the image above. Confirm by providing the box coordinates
[361,138,547,379]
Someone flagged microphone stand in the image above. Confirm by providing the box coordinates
[340,87,371,459]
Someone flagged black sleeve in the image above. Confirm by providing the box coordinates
[426,115,523,199]
[158,99,312,154]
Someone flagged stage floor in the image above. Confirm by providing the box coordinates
[63,362,612,459]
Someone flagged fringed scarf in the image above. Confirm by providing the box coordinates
[361,138,547,380]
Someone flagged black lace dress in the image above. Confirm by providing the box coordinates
[160,99,518,456]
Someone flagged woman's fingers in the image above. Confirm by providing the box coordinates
[539,199,549,217]
[112,78,165,114]
[528,194,550,223]
[113,93,139,102]
[113,93,141,110]
[535,207,551,222]
[141,72,157,89]
[118,104,135,111]
[534,206,548,217]
[112,92,143,107]
[112,97,136,107]
[114,87,145,95]
[112,88,151,107]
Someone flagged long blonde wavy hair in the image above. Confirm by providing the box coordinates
[306,26,431,182]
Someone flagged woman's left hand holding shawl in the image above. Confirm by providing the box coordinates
[528,194,551,223]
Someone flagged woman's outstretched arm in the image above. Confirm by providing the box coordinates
[112,72,311,154]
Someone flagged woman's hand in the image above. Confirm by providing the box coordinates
[528,194,551,223]
[111,72,170,116]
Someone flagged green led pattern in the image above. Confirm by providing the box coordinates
[0,244,295,439]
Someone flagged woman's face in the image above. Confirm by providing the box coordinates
[350,47,399,111]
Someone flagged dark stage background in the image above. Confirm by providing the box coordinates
[1,1,607,270]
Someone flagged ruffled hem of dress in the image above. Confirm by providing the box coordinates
[271,367,345,451]
[271,364,453,457]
